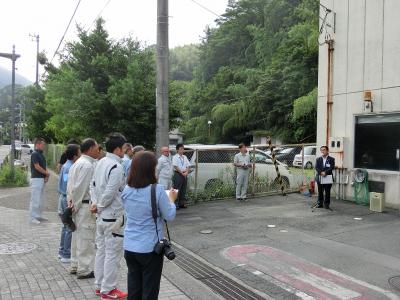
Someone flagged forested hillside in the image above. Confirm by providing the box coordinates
[175,0,319,144]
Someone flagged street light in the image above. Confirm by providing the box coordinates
[208,120,212,137]
[0,45,21,178]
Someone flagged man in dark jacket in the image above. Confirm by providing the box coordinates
[315,146,335,209]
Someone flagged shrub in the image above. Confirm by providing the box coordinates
[0,164,29,187]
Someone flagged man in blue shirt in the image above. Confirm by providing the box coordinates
[58,144,81,263]
[122,143,133,175]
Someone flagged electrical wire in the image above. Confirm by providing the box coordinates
[187,0,221,18]
[86,0,112,32]
[39,0,82,82]
[318,3,334,46]
[49,0,82,65]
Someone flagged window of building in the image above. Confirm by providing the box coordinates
[354,114,400,171]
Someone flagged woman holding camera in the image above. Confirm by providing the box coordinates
[122,151,177,300]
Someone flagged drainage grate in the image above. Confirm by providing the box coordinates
[0,242,37,254]
[174,247,266,300]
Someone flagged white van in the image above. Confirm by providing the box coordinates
[173,145,293,191]
[293,146,317,169]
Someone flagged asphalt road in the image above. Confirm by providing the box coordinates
[169,195,400,299]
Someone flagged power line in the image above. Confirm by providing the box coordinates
[49,0,82,65]
[188,0,221,18]
[86,0,112,32]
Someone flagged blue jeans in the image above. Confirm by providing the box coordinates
[58,194,72,259]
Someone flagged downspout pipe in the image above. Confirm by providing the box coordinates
[326,40,334,146]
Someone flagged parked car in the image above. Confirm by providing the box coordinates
[178,145,293,191]
[274,147,302,167]
[21,144,34,154]
[293,146,317,169]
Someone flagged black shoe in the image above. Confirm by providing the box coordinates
[317,204,323,208]
[77,271,95,279]
[179,205,188,209]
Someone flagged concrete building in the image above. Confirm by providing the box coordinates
[317,0,400,208]
[169,128,184,145]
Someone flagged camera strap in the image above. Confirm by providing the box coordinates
[150,184,160,241]
[151,183,172,242]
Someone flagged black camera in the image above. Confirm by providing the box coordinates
[154,239,176,260]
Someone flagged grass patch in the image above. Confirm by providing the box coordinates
[0,163,29,187]
[289,167,315,179]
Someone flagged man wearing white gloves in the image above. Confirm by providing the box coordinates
[91,133,128,300]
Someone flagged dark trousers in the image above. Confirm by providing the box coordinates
[173,172,187,207]
[317,184,332,207]
[124,250,164,300]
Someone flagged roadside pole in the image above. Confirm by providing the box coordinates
[156,0,169,155]
[0,46,21,179]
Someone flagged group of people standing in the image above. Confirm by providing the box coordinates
[28,136,335,300]
[29,135,180,300]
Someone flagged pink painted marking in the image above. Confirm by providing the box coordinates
[275,273,341,300]
[222,245,392,300]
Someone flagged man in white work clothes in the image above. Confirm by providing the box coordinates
[91,133,128,300]
[234,143,252,201]
[157,146,173,190]
[68,138,99,279]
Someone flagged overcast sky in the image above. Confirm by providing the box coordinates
[0,0,229,82]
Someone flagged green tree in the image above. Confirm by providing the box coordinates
[178,0,319,143]
[34,18,177,147]
[24,85,54,141]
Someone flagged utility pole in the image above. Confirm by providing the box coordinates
[156,0,169,155]
[30,34,40,86]
[0,46,20,178]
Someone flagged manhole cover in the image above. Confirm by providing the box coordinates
[389,276,400,291]
[0,242,37,254]
[200,229,213,234]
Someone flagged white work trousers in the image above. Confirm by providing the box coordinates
[29,178,45,221]
[94,217,124,294]
[71,204,96,276]
[158,177,172,190]
[236,170,249,199]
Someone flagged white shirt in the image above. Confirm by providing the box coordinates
[322,155,328,167]
[172,154,190,172]
[234,152,251,172]
[157,154,173,179]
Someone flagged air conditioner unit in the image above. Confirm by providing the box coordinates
[370,192,384,212]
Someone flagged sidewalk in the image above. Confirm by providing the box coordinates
[0,151,191,300]
[0,204,189,300]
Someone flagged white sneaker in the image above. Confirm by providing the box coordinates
[60,257,71,263]
[30,219,40,225]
